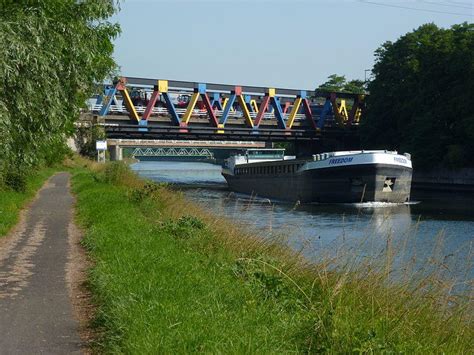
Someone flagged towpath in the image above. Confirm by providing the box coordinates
[0,173,85,354]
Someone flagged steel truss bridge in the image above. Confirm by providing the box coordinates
[132,147,214,159]
[87,76,366,142]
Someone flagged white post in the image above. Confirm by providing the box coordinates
[96,140,107,163]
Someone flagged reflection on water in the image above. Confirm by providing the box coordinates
[131,161,474,290]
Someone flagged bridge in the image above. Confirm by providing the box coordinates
[107,139,266,161]
[131,147,214,160]
[87,77,365,143]
[84,76,366,159]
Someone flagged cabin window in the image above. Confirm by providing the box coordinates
[383,177,396,192]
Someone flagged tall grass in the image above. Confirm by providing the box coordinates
[72,160,473,353]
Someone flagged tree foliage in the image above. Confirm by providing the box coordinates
[317,74,366,94]
[0,0,120,190]
[360,23,474,169]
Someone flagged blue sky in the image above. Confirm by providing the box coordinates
[112,0,472,90]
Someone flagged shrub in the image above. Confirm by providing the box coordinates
[75,126,106,159]
[128,181,162,203]
[104,161,134,185]
[4,166,28,192]
[164,215,206,239]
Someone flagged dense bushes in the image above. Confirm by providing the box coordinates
[0,0,119,190]
[360,23,474,169]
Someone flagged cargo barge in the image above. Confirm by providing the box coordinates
[222,149,413,203]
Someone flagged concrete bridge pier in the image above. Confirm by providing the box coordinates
[108,144,123,161]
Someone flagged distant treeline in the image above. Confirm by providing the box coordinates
[0,0,119,191]
[360,22,473,170]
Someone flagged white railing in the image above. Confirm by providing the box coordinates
[109,139,265,147]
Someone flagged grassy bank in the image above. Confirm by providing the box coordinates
[72,161,473,353]
[0,167,59,237]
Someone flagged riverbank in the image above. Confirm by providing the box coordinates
[71,159,472,353]
[413,168,474,192]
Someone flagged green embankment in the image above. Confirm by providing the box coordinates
[72,162,473,353]
[0,167,58,237]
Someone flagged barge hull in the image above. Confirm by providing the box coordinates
[223,164,412,203]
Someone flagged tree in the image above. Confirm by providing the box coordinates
[0,0,120,190]
[343,80,366,95]
[360,22,474,169]
[317,74,366,94]
[318,74,347,92]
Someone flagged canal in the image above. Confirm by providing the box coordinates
[131,161,473,292]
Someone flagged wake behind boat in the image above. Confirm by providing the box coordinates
[222,149,413,203]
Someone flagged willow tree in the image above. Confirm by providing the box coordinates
[360,23,474,169]
[0,0,120,190]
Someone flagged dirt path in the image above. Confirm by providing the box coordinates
[0,172,88,354]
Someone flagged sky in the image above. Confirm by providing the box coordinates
[112,0,473,90]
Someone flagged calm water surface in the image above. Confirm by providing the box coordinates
[131,161,474,288]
